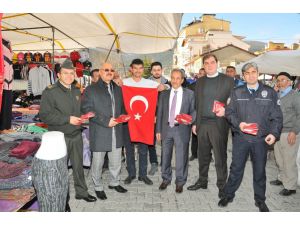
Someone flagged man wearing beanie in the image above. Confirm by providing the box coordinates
[40,59,97,211]
[270,72,300,196]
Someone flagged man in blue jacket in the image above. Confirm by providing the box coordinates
[218,62,283,212]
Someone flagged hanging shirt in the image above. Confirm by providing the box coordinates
[2,38,14,90]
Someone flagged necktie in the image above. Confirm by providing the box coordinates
[249,88,255,94]
[107,84,115,117]
[169,90,177,127]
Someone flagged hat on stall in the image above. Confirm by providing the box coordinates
[83,60,92,68]
[35,131,67,160]
[61,58,75,70]
[276,72,295,81]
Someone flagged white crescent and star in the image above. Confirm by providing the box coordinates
[129,95,149,120]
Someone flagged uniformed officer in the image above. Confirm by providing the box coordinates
[39,59,97,209]
[218,62,283,212]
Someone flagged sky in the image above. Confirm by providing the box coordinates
[181,14,300,45]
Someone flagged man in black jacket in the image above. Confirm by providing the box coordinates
[81,63,127,200]
[187,54,234,199]
[40,59,97,209]
[218,62,283,212]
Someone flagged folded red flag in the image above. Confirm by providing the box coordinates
[212,100,225,113]
[115,114,131,123]
[243,123,259,136]
[175,114,192,125]
[81,112,95,120]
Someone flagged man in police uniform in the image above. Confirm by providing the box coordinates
[218,62,283,212]
[40,59,97,208]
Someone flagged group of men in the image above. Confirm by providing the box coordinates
[39,53,300,212]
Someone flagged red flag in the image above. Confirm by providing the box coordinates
[122,85,158,145]
[0,13,4,112]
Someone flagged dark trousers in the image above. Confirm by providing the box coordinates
[148,139,158,164]
[65,133,88,198]
[191,133,198,158]
[123,125,148,177]
[161,126,189,186]
[224,136,268,203]
[198,122,228,190]
[0,90,12,130]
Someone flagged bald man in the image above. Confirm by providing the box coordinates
[81,63,127,200]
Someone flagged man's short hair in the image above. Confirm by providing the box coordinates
[171,68,185,79]
[90,69,99,78]
[150,61,162,70]
[242,62,258,73]
[130,58,144,67]
[202,53,218,64]
[226,66,236,70]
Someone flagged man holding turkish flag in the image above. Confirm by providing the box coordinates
[122,59,159,186]
[122,85,158,145]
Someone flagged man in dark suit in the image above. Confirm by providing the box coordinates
[187,54,234,199]
[156,69,196,193]
[81,63,127,200]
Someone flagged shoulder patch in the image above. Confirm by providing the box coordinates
[47,84,54,89]
[277,99,281,105]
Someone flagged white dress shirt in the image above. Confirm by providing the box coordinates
[168,86,183,122]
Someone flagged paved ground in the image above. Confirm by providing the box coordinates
[69,138,300,212]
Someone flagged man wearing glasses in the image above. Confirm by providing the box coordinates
[270,72,300,196]
[81,63,128,200]
[218,62,283,212]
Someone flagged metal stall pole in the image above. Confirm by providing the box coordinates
[105,34,118,62]
[52,26,55,70]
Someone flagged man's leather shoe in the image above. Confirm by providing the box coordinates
[187,181,207,191]
[138,176,153,185]
[279,188,296,196]
[159,181,170,190]
[108,185,128,193]
[255,201,269,212]
[189,155,197,161]
[270,179,283,186]
[218,197,233,207]
[95,191,107,200]
[175,185,183,193]
[65,203,71,212]
[218,189,225,199]
[75,194,97,202]
[124,176,136,184]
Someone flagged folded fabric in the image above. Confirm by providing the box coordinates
[80,112,95,120]
[34,123,48,129]
[25,125,48,133]
[115,114,131,123]
[175,114,192,125]
[0,188,35,205]
[212,100,225,113]
[0,161,27,179]
[243,123,259,136]
[10,141,40,159]
[28,104,40,110]
[0,169,32,190]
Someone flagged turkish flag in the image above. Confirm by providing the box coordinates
[122,85,158,145]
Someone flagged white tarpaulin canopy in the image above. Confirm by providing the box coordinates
[236,50,300,77]
[1,13,182,54]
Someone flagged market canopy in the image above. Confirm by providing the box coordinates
[236,50,300,77]
[1,13,182,54]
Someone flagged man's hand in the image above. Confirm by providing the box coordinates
[287,132,296,145]
[192,125,197,135]
[70,116,82,126]
[156,133,161,142]
[108,118,118,127]
[113,78,123,86]
[239,122,247,132]
[265,134,276,145]
[215,106,225,117]
[157,84,166,92]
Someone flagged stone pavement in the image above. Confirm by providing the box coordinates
[69,139,300,212]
